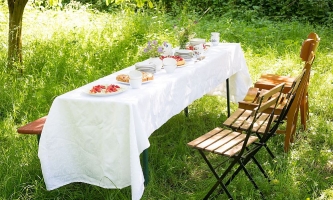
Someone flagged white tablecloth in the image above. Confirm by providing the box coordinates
[38,43,251,200]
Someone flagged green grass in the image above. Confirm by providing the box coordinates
[1,2,333,199]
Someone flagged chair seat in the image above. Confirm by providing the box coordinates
[238,87,287,115]
[223,108,279,134]
[254,74,294,93]
[187,127,258,157]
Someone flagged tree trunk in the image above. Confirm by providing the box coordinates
[7,0,28,71]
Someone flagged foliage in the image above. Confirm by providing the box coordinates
[28,0,333,25]
[1,3,333,200]
[172,6,210,49]
[153,0,333,25]
[173,16,197,49]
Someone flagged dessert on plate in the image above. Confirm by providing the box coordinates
[89,84,121,94]
[160,55,185,66]
[116,72,154,83]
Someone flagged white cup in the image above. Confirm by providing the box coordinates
[193,44,204,58]
[164,64,176,73]
[163,57,177,66]
[129,70,142,79]
[129,78,142,89]
[211,32,220,46]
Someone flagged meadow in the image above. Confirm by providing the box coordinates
[0,2,333,199]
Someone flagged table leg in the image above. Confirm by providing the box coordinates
[37,135,41,144]
[142,149,149,186]
[226,78,230,117]
[184,106,189,117]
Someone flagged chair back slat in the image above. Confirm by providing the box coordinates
[269,51,315,138]
[253,83,285,114]
[238,83,285,155]
[307,32,320,53]
[300,32,320,62]
[286,68,306,99]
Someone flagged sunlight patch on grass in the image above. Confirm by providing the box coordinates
[1,3,333,199]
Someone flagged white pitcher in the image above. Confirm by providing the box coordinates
[211,32,220,46]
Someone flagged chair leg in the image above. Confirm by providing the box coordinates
[290,109,300,143]
[264,145,275,159]
[223,148,268,192]
[284,107,300,152]
[198,150,234,200]
[256,134,275,159]
[239,160,265,199]
[299,93,307,130]
[250,155,270,181]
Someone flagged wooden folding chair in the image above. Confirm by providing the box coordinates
[238,51,315,152]
[188,83,286,199]
[254,33,320,130]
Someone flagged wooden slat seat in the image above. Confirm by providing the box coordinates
[255,75,294,93]
[17,116,47,135]
[223,108,278,134]
[188,127,258,157]
[17,116,47,143]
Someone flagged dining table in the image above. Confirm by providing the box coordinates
[38,43,252,200]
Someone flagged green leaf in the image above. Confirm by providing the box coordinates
[137,2,144,8]
[48,0,61,6]
[148,0,153,8]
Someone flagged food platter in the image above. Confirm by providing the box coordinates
[82,84,128,96]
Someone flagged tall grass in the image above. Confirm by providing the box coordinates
[1,2,333,199]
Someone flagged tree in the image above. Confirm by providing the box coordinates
[7,0,28,71]
[6,0,152,72]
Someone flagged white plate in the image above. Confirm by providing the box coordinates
[82,84,128,96]
[117,80,153,85]
[175,49,193,54]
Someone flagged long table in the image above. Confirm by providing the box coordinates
[38,43,252,200]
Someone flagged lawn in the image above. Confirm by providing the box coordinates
[0,2,333,199]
